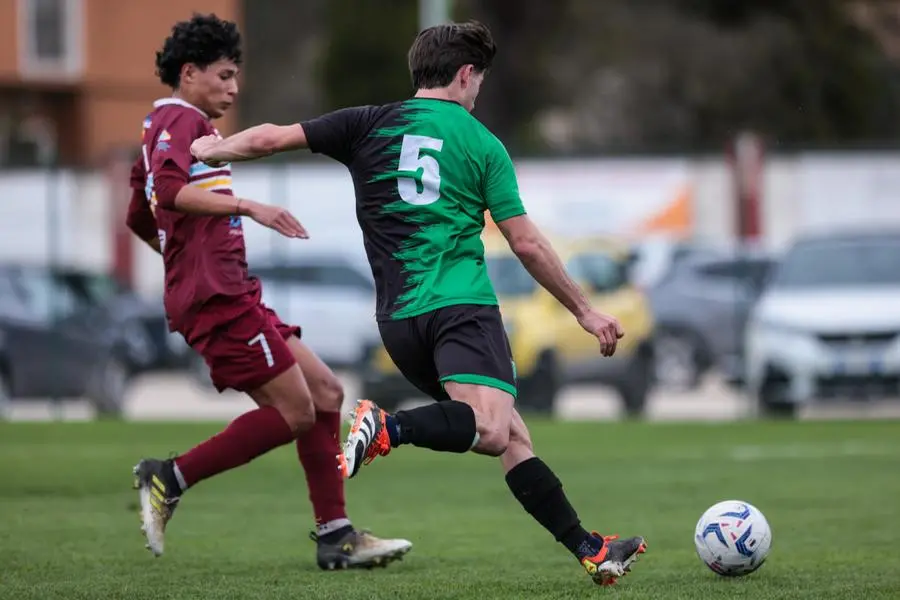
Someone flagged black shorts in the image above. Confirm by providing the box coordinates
[378,304,517,401]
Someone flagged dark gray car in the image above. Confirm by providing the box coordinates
[0,265,139,417]
[646,250,776,390]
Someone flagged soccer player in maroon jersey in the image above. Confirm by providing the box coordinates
[126,13,411,567]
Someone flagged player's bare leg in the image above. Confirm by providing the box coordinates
[502,409,646,586]
[134,363,315,557]
[287,337,412,569]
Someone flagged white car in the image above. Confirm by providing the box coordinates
[252,251,380,368]
[745,230,900,418]
[189,249,380,388]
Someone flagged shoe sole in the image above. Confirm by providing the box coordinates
[319,543,412,571]
[593,538,648,586]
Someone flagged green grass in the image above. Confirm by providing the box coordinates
[1,419,899,599]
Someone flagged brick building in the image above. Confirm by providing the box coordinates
[0,0,241,167]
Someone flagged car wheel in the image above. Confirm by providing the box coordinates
[517,351,560,415]
[0,367,11,421]
[757,377,798,419]
[616,346,654,419]
[90,357,130,419]
[653,328,705,390]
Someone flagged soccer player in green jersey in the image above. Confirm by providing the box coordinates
[191,20,647,586]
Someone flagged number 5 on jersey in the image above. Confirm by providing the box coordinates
[398,134,443,205]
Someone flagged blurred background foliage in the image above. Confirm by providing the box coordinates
[241,0,900,156]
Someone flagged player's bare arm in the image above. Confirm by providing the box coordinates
[191,124,308,165]
[497,214,624,356]
[159,181,308,239]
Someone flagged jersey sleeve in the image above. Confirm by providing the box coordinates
[300,106,374,165]
[129,154,146,190]
[483,136,526,223]
[150,114,197,181]
[151,114,200,208]
[125,157,157,241]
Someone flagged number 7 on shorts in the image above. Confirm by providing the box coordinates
[248,332,275,368]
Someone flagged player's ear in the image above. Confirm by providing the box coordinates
[458,64,474,87]
[180,63,198,86]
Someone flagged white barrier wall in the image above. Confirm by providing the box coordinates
[2,151,900,298]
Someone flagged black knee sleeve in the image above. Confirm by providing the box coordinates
[395,401,476,453]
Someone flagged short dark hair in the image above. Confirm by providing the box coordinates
[155,13,242,89]
[407,20,496,89]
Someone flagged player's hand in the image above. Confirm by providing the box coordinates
[190,135,226,168]
[577,309,625,357]
[246,202,309,239]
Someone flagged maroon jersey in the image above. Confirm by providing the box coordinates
[132,98,258,340]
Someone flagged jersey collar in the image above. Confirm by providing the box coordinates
[153,97,209,119]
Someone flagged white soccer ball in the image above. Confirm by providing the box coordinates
[694,499,772,577]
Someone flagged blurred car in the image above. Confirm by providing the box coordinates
[0,264,140,417]
[628,235,726,290]
[745,230,900,418]
[360,234,656,416]
[646,248,776,390]
[52,267,191,372]
[189,250,380,386]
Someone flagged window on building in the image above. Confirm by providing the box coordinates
[18,0,83,78]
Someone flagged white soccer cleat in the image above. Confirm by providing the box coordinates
[132,459,180,557]
[313,528,412,570]
[339,399,392,479]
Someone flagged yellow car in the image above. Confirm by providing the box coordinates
[358,233,656,416]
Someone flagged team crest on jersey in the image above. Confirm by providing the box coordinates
[157,129,172,151]
[228,215,243,236]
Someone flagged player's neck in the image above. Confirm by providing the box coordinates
[170,91,206,115]
[414,88,460,105]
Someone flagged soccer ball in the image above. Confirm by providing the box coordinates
[694,500,772,577]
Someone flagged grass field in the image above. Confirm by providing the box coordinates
[1,419,899,600]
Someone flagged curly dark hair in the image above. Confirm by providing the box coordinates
[408,21,496,89]
[155,13,243,89]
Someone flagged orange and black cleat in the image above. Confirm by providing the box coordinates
[580,533,647,586]
[338,399,393,479]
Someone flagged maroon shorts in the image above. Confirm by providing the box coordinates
[190,303,301,393]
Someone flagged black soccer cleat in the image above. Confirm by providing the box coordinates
[310,528,412,570]
[580,533,647,585]
[132,458,182,557]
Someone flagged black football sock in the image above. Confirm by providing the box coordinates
[505,456,599,559]
[384,401,477,453]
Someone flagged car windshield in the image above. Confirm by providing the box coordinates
[487,256,536,297]
[771,237,900,288]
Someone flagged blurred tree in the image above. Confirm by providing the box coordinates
[240,0,327,128]
[319,0,419,107]
[242,0,900,155]
[452,0,572,151]
[671,0,900,144]
[454,0,900,152]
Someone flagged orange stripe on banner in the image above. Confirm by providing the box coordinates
[638,185,693,234]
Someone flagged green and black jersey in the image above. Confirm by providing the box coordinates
[301,98,526,320]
